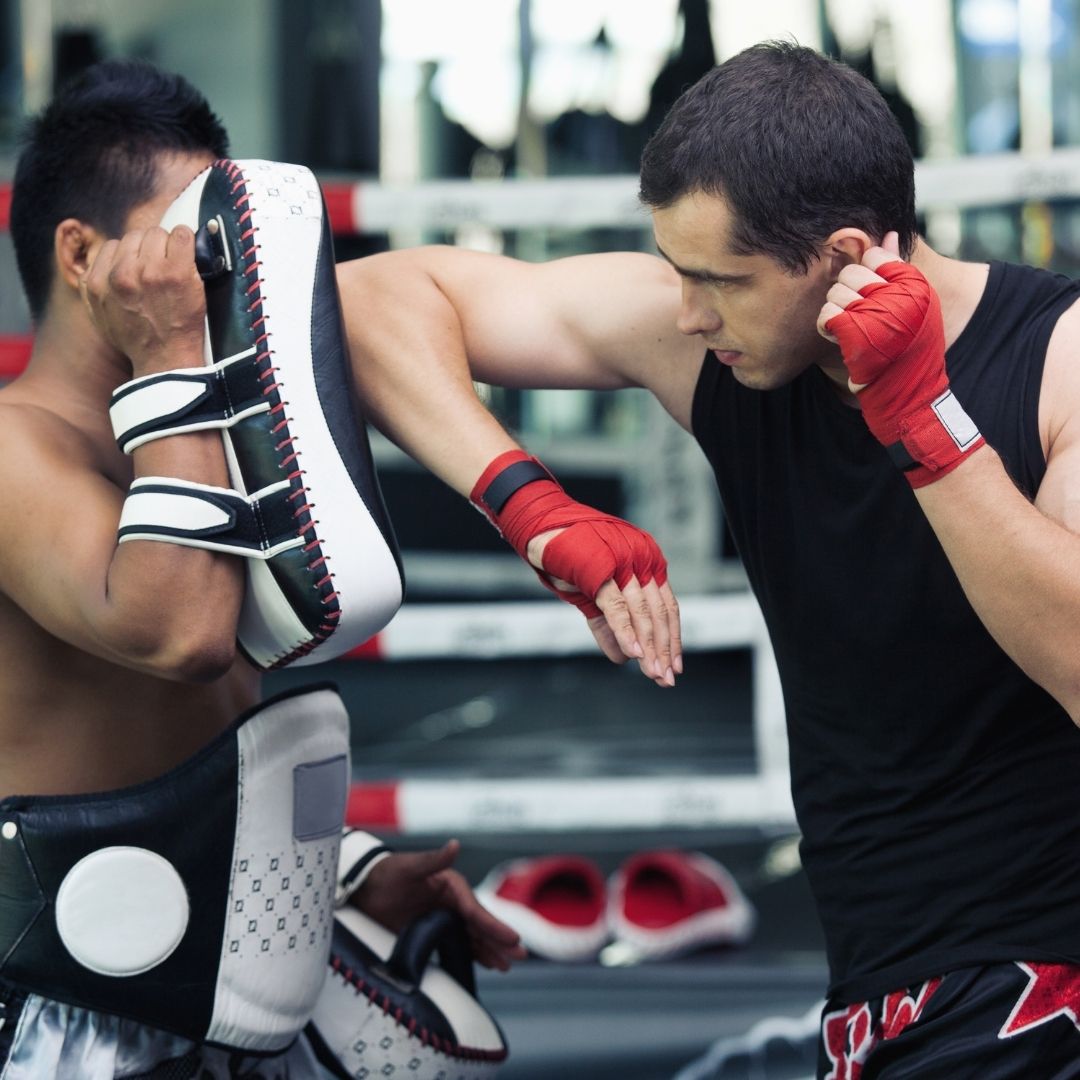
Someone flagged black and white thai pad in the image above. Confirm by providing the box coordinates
[112,159,404,669]
[0,686,350,1053]
[308,908,508,1079]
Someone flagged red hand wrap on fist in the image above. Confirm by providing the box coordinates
[825,260,984,488]
[471,450,668,618]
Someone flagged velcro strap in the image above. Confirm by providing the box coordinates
[335,829,393,907]
[885,440,920,471]
[117,477,306,559]
[109,349,268,453]
[477,459,552,515]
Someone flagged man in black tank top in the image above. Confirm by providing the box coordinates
[341,41,1080,1080]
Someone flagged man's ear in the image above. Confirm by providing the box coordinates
[54,218,107,293]
[822,227,875,280]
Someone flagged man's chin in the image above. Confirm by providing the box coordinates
[729,364,796,392]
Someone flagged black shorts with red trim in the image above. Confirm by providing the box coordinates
[818,961,1080,1079]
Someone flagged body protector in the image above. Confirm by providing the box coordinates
[0,686,350,1053]
[110,159,404,668]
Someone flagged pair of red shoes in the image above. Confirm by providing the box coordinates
[475,850,755,963]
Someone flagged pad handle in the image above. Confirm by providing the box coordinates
[386,909,477,998]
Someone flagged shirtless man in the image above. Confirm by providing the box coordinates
[0,58,522,1078]
[338,42,1080,1077]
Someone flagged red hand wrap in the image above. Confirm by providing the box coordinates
[471,450,668,619]
[825,260,984,488]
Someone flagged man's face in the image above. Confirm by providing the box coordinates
[123,149,217,232]
[652,190,842,391]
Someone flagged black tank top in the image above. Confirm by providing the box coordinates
[692,261,1080,1001]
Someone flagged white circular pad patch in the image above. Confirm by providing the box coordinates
[55,846,190,976]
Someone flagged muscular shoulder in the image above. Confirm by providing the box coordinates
[0,398,93,462]
[534,250,704,428]
[1035,297,1080,526]
[1040,296,1080,458]
[0,398,119,502]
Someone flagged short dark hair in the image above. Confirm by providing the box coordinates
[639,41,917,272]
[10,59,230,321]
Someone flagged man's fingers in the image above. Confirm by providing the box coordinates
[586,612,632,666]
[639,577,674,685]
[659,580,683,674]
[403,839,458,879]
[619,577,656,674]
[137,225,169,265]
[861,232,904,273]
[593,580,644,663]
[81,238,118,300]
[833,264,884,296]
[817,300,845,340]
[593,579,677,685]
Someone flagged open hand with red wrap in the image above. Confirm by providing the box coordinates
[817,232,984,487]
[471,450,682,686]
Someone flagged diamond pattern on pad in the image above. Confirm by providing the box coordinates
[226,841,336,961]
[239,161,323,224]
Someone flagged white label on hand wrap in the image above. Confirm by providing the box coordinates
[931,390,981,450]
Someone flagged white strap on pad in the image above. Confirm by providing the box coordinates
[109,350,267,454]
[335,829,393,908]
[118,477,305,559]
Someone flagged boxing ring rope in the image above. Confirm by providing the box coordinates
[1,147,1078,383]
[344,593,792,834]
[4,148,1077,832]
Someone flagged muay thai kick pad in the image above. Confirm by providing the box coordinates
[110,159,404,668]
[0,685,350,1052]
[307,908,509,1079]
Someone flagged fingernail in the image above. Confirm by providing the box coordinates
[666,667,674,684]
[633,641,644,657]
[674,654,684,674]
[652,658,664,677]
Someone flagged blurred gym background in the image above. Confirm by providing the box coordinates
[1,1,1078,1076]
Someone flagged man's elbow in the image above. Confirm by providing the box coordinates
[116,621,238,684]
[163,635,237,684]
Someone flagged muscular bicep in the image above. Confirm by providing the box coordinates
[1035,427,1080,532]
[362,246,700,400]
[1036,302,1080,531]
[0,408,242,678]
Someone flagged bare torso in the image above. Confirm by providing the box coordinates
[0,593,258,798]
[0,377,260,801]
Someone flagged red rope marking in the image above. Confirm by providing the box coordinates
[219,158,344,666]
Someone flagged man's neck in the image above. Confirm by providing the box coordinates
[909,238,991,351]
[22,303,131,419]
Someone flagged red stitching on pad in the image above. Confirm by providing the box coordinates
[213,158,343,668]
[324,954,506,1061]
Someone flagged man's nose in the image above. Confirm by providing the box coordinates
[676,284,721,337]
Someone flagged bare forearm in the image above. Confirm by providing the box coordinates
[338,254,515,496]
[916,447,1080,719]
[98,428,243,678]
